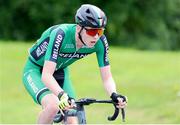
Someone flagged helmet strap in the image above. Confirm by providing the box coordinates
[78,26,87,46]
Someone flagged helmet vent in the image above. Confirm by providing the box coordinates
[86,9,91,14]
[86,16,95,22]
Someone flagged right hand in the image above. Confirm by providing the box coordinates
[110,92,127,109]
[58,92,70,110]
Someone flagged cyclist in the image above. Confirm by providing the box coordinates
[22,4,127,124]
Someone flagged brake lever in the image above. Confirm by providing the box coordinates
[107,103,119,121]
[108,103,126,122]
[121,108,125,122]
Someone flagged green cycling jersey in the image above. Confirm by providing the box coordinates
[29,24,109,69]
[23,23,110,104]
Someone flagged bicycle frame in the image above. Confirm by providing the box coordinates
[53,98,125,124]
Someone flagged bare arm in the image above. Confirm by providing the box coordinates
[41,61,64,96]
[100,65,117,96]
[100,65,127,109]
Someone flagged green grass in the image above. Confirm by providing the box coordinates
[0,41,180,124]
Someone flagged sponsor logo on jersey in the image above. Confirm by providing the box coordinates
[65,44,75,49]
[27,74,38,93]
[59,53,89,59]
[52,34,63,60]
[103,37,109,62]
[36,41,48,57]
[100,35,109,66]
[50,29,65,62]
[30,37,50,61]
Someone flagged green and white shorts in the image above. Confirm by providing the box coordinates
[22,58,76,104]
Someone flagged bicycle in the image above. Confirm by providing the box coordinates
[53,98,126,124]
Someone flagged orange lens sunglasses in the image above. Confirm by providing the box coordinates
[84,27,104,37]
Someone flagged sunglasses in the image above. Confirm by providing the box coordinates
[84,27,104,37]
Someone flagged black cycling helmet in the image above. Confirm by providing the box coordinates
[75,4,107,28]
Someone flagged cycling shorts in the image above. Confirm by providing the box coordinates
[22,58,76,104]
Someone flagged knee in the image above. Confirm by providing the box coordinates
[46,102,59,115]
[41,94,59,116]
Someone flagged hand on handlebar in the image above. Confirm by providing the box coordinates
[110,92,127,109]
[58,91,76,110]
[58,92,70,110]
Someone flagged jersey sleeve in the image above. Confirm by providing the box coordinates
[44,28,65,63]
[96,35,110,67]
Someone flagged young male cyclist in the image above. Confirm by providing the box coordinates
[22,4,127,124]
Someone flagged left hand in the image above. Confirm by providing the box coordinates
[110,92,127,109]
[58,92,70,110]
